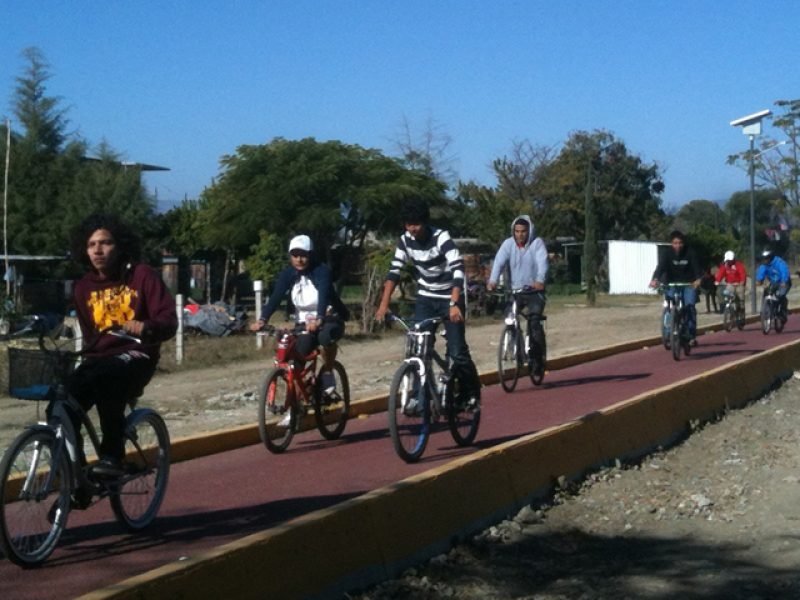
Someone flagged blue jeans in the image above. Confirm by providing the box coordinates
[415,295,481,399]
[665,286,697,338]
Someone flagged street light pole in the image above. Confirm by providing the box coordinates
[748,134,757,314]
[730,109,772,315]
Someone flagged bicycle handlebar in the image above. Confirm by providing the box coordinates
[385,313,444,332]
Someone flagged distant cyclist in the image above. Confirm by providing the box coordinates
[715,250,747,314]
[486,215,549,375]
[649,230,703,346]
[756,248,791,317]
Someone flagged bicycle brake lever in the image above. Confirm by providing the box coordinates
[108,330,142,344]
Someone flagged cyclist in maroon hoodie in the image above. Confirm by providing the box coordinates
[68,213,177,478]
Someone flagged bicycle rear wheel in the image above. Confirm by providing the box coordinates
[0,428,71,567]
[761,300,773,334]
[388,363,429,463]
[258,368,297,453]
[110,409,170,531]
[497,326,520,392]
[670,308,682,361]
[446,372,480,446]
[313,361,350,440]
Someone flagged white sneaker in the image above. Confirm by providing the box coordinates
[278,413,292,427]
[319,371,336,395]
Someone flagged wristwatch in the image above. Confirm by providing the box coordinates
[449,300,457,307]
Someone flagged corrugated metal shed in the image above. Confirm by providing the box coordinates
[608,240,662,295]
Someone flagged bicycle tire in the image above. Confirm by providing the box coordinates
[761,299,773,335]
[258,368,297,453]
[110,409,170,531]
[497,326,519,392]
[446,371,480,446]
[671,307,682,361]
[775,301,787,333]
[0,428,71,567]
[529,329,546,386]
[388,363,429,463]
[661,308,672,350]
[723,303,734,332]
[313,361,350,441]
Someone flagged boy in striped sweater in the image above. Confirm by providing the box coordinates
[375,200,481,407]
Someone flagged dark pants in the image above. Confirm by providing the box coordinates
[514,291,546,363]
[67,354,157,461]
[293,317,345,357]
[415,295,481,399]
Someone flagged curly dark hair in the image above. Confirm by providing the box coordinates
[71,212,142,271]
[400,198,430,225]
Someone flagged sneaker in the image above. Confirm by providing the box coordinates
[403,398,421,416]
[319,371,336,396]
[689,338,698,347]
[90,458,125,479]
[278,413,292,427]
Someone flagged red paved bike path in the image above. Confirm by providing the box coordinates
[3,322,799,599]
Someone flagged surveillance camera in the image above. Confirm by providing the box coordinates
[730,109,772,127]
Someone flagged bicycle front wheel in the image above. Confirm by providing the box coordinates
[723,303,734,332]
[446,372,480,446]
[111,409,170,531]
[497,326,520,392]
[313,361,350,441]
[661,308,673,350]
[258,368,296,453]
[761,300,773,335]
[0,428,71,567]
[670,308,682,361]
[388,363,429,463]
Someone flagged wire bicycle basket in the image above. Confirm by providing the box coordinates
[8,347,75,401]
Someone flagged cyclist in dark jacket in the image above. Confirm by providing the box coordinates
[649,230,703,344]
[251,235,349,393]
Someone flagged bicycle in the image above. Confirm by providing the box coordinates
[386,315,480,463]
[719,284,746,332]
[760,283,787,334]
[256,325,350,453]
[659,283,694,361]
[496,288,547,392]
[0,320,170,567]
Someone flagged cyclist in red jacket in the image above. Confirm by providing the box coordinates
[715,250,747,318]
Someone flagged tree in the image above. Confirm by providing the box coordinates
[198,137,446,277]
[392,115,458,189]
[673,199,729,233]
[536,130,667,243]
[727,98,800,208]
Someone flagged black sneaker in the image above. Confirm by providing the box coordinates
[91,458,125,479]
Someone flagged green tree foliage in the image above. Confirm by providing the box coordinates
[2,48,157,257]
[198,137,446,272]
[725,188,783,245]
[536,130,667,242]
[673,199,729,233]
[243,231,285,285]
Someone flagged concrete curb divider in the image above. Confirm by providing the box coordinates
[80,327,800,600]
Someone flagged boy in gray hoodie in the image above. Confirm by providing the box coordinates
[487,215,549,373]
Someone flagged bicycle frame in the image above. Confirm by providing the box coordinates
[399,318,450,418]
[271,329,320,409]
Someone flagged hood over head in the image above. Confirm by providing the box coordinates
[511,215,535,249]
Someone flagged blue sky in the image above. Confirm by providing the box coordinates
[3,1,799,212]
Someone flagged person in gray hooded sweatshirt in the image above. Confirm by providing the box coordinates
[486,215,549,372]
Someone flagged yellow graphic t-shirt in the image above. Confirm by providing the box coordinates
[87,285,138,330]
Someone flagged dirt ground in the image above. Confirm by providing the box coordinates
[3,292,800,599]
